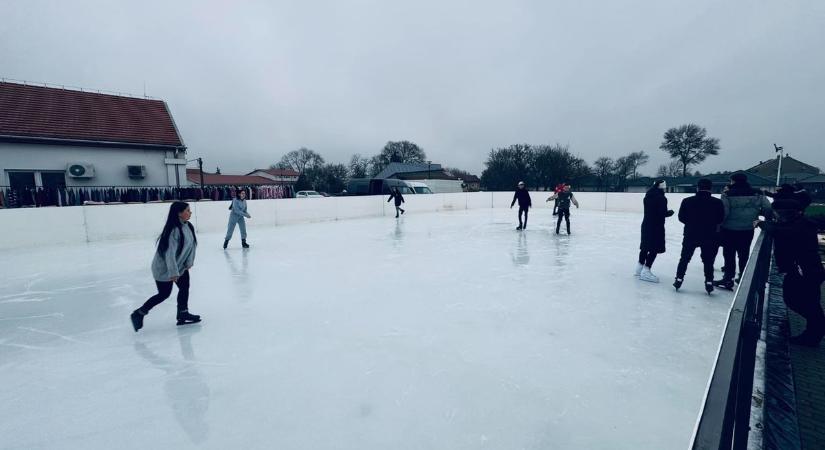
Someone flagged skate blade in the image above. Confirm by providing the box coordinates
[176,319,202,326]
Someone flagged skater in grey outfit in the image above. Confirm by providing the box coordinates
[224,189,252,249]
[131,202,201,332]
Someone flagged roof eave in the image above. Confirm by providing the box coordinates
[0,134,185,151]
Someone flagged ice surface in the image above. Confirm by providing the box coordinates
[0,208,733,449]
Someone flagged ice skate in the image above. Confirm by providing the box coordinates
[176,310,201,326]
[223,239,229,249]
[639,267,659,283]
[713,279,734,291]
[634,263,644,277]
[130,309,145,332]
[242,239,250,249]
[704,282,714,295]
[673,278,683,290]
[516,225,522,231]
[400,209,405,215]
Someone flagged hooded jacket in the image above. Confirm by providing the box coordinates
[511,189,532,208]
[721,182,772,231]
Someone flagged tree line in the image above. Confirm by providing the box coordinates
[272,123,720,193]
[274,140,436,193]
[481,123,720,191]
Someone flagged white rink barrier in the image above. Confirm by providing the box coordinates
[0,191,696,250]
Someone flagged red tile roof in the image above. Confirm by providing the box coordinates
[186,169,281,186]
[0,81,183,148]
[247,168,301,177]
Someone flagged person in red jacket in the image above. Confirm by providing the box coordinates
[552,183,566,216]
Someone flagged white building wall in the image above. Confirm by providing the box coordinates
[0,142,188,187]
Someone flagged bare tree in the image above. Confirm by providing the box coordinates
[275,147,325,174]
[655,161,682,178]
[626,151,649,179]
[348,154,371,179]
[659,124,720,177]
[593,157,615,190]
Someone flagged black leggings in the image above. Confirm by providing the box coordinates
[518,206,529,227]
[556,208,570,233]
[638,250,657,268]
[783,272,825,334]
[140,270,190,313]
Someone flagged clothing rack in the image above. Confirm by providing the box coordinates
[0,185,294,209]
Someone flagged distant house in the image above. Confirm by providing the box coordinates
[246,168,300,184]
[186,169,277,186]
[746,155,820,184]
[0,81,188,192]
[456,174,481,192]
[374,162,448,180]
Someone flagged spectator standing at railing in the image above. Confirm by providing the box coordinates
[673,179,725,294]
[131,201,201,332]
[714,173,772,291]
[510,181,532,230]
[637,179,675,283]
[224,189,252,249]
[757,199,825,347]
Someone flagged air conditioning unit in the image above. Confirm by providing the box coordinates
[128,165,147,179]
[66,163,96,178]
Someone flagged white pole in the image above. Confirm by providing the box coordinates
[776,149,783,187]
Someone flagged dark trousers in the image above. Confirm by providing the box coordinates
[720,229,755,281]
[518,206,529,227]
[395,204,404,216]
[638,250,657,268]
[676,237,719,281]
[556,208,571,233]
[140,270,190,313]
[783,272,825,335]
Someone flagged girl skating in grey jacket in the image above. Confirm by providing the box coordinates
[131,202,201,332]
[224,189,252,249]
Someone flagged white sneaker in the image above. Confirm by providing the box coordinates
[639,267,659,283]
[634,263,644,277]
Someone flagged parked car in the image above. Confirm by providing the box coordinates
[345,178,416,196]
[295,190,324,198]
[407,181,434,194]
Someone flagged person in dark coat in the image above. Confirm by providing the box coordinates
[510,181,532,230]
[757,199,825,347]
[637,179,674,283]
[765,184,812,213]
[545,184,580,235]
[387,188,405,218]
[673,179,725,293]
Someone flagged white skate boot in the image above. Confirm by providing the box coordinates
[634,263,644,277]
[639,266,659,283]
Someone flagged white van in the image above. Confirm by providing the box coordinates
[407,181,434,194]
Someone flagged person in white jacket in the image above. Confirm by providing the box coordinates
[224,189,252,249]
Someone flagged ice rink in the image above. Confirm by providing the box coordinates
[1,208,735,449]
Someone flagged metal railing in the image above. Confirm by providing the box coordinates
[691,232,774,449]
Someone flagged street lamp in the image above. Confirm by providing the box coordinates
[773,143,784,187]
[427,160,431,179]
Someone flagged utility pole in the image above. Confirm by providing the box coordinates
[427,160,432,179]
[773,143,784,187]
[198,157,205,199]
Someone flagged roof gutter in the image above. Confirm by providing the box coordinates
[0,134,185,151]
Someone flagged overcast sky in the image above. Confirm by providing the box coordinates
[2,0,824,176]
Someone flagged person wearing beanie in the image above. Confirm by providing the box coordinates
[546,184,580,235]
[673,179,725,293]
[224,189,252,249]
[757,199,825,347]
[713,173,772,290]
[510,181,532,230]
[637,179,675,282]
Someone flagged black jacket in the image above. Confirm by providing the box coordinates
[760,216,824,281]
[511,189,532,208]
[387,191,405,206]
[767,187,812,212]
[678,191,725,241]
[640,187,674,253]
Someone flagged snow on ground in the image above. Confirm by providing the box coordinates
[0,208,732,450]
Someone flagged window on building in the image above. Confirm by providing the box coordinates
[8,171,36,191]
